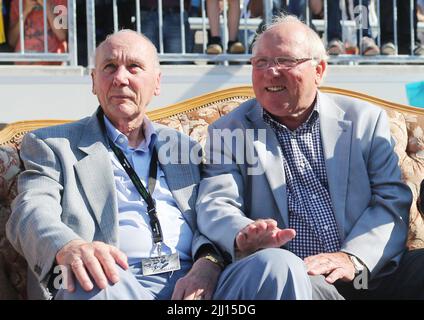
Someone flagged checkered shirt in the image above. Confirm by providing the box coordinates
[263,101,341,259]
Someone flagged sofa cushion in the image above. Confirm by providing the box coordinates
[391,110,424,249]
[0,145,27,299]
[0,146,21,205]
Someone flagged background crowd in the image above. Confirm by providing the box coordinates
[1,0,424,65]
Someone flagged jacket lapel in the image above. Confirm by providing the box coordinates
[246,102,289,227]
[318,93,352,240]
[74,111,118,245]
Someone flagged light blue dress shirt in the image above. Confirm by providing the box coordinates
[104,115,193,265]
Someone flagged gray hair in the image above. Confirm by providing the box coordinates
[93,29,160,69]
[251,14,328,64]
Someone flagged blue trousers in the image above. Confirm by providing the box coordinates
[140,10,192,54]
[327,0,372,41]
[55,248,312,300]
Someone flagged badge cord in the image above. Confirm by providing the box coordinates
[108,140,164,257]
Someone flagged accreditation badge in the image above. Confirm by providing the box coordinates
[141,252,181,276]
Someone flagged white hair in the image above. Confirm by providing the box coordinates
[252,13,329,64]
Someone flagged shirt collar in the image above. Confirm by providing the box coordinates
[103,115,157,152]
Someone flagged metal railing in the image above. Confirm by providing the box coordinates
[1,0,424,66]
[0,0,77,65]
[321,0,424,64]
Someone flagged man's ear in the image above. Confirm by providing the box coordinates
[154,71,162,96]
[314,60,327,86]
[91,70,96,95]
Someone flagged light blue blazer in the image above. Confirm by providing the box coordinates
[7,109,210,299]
[197,91,412,280]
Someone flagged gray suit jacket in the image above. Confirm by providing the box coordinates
[196,91,412,280]
[7,109,209,299]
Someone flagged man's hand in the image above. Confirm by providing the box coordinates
[55,239,129,292]
[304,252,355,283]
[235,219,296,259]
[171,258,221,300]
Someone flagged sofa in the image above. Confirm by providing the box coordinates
[1,85,423,299]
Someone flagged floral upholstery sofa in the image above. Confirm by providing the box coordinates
[0,86,423,299]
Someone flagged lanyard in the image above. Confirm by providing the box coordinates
[108,138,164,245]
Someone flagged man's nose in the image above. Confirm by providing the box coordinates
[265,64,282,76]
[112,66,130,86]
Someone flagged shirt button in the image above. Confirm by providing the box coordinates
[118,137,125,144]
[323,225,329,231]
[312,194,317,199]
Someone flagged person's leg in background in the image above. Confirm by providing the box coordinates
[95,0,115,45]
[206,0,223,53]
[380,0,394,54]
[241,0,266,54]
[118,0,135,29]
[287,0,321,34]
[206,0,245,54]
[227,0,245,53]
[163,10,193,58]
[396,0,423,55]
[380,0,409,55]
[395,0,414,54]
[288,0,307,22]
[75,0,87,67]
[327,0,344,55]
[189,0,201,53]
[140,10,160,51]
[379,0,418,55]
[354,0,380,55]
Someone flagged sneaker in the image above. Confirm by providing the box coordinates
[361,37,380,56]
[206,43,223,54]
[206,36,223,54]
[327,39,345,55]
[345,44,359,55]
[228,41,245,54]
[381,42,396,55]
[414,44,424,56]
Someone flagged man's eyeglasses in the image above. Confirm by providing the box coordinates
[250,56,315,70]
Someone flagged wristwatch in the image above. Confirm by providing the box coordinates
[348,254,365,275]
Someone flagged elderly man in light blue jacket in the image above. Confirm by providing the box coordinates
[197,13,424,299]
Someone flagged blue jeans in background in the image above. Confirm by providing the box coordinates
[140,10,193,54]
[327,0,372,41]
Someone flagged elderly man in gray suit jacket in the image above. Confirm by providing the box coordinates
[6,29,312,300]
[196,13,424,299]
